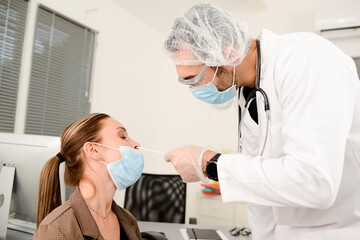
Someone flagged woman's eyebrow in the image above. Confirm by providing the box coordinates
[117,127,127,133]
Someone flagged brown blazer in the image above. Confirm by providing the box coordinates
[33,188,142,240]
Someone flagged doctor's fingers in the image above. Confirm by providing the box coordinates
[171,156,201,182]
[164,149,175,162]
[164,147,201,182]
[164,146,188,162]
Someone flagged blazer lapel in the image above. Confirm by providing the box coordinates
[112,201,139,239]
[70,188,103,240]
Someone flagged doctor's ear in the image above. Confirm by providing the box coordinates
[223,47,241,65]
[83,142,100,160]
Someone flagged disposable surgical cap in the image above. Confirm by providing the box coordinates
[164,3,251,67]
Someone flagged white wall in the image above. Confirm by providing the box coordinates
[228,0,360,56]
[16,0,359,224]
[229,0,351,35]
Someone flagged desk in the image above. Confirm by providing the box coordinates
[138,221,251,240]
[6,222,252,240]
[6,228,33,240]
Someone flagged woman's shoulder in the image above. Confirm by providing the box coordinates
[33,201,81,240]
[38,200,73,226]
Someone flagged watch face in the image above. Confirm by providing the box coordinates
[206,161,218,180]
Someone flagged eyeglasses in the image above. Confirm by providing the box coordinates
[229,227,251,237]
[178,65,208,86]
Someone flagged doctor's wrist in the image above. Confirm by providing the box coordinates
[202,150,217,177]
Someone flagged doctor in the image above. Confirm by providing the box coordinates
[164,3,360,240]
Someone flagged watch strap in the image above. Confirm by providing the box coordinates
[211,153,221,162]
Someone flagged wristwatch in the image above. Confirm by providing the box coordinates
[205,153,221,181]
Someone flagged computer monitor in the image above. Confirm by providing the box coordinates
[0,133,63,225]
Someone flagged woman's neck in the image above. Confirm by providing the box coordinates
[78,178,116,216]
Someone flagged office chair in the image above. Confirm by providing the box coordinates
[124,173,186,223]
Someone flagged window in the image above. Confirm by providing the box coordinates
[0,0,28,132]
[25,6,95,136]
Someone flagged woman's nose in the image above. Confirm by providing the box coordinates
[132,140,140,149]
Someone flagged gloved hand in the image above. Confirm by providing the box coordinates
[165,145,209,183]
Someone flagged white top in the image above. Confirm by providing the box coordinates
[218,29,360,240]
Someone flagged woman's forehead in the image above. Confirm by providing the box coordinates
[102,118,125,131]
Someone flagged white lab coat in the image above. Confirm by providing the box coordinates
[217,29,360,240]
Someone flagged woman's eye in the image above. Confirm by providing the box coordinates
[118,130,128,139]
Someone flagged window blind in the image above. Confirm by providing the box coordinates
[0,0,28,132]
[25,6,95,136]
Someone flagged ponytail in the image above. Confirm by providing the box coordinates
[36,156,62,227]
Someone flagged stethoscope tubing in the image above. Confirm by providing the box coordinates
[239,39,270,156]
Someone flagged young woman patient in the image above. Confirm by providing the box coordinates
[33,113,143,240]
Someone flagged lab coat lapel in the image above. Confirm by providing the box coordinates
[238,87,260,156]
[256,30,278,158]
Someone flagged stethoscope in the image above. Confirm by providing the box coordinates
[238,39,270,156]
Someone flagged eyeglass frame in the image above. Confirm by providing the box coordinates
[229,227,251,237]
[177,65,208,86]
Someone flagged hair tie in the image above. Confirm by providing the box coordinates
[57,152,65,163]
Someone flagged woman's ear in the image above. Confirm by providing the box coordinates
[83,142,99,160]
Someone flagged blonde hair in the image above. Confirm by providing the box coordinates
[36,113,110,227]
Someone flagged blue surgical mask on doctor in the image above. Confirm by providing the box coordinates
[190,66,236,104]
[92,142,144,191]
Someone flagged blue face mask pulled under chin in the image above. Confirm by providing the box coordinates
[190,66,236,104]
[96,144,144,191]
